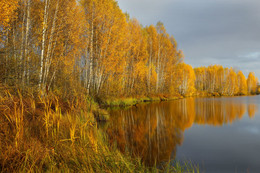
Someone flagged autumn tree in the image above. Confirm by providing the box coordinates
[194,67,206,92]
[193,66,251,96]
[0,0,18,31]
[145,22,183,95]
[145,25,158,94]
[80,0,127,96]
[0,0,18,83]
[122,18,148,96]
[0,0,85,93]
[223,68,238,96]
[174,63,196,96]
[237,71,247,95]
[247,72,258,94]
[0,0,257,99]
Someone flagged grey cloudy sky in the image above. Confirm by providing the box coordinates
[116,0,260,78]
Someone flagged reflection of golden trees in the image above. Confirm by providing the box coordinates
[248,104,258,119]
[107,103,186,166]
[195,98,257,125]
[106,97,258,165]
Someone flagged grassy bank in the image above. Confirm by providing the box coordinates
[98,95,183,108]
[98,90,260,109]
[0,88,198,172]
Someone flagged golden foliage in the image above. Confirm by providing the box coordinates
[0,0,257,98]
[0,0,18,28]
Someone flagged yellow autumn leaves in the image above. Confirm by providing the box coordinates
[194,66,258,96]
[0,0,18,28]
[0,0,258,98]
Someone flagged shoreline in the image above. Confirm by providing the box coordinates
[99,93,259,108]
[95,93,260,121]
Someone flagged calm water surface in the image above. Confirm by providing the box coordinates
[106,96,260,173]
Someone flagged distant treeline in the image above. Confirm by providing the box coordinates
[194,65,258,96]
[0,0,259,97]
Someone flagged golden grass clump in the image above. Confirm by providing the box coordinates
[0,88,141,172]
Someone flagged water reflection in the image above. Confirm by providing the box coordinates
[106,97,258,166]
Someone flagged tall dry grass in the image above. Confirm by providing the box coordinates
[0,88,144,172]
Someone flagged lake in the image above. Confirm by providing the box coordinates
[106,96,260,173]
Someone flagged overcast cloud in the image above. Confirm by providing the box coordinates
[116,0,260,78]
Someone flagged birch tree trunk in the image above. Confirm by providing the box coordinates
[43,0,59,86]
[87,12,94,94]
[39,0,49,91]
[5,30,9,84]
[25,0,31,85]
[20,2,26,82]
[156,41,161,93]
[147,40,152,93]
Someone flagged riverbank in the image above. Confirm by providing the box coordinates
[97,95,183,108]
[97,90,260,110]
[2,86,258,172]
[0,88,198,172]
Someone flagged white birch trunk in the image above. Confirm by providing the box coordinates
[25,0,31,85]
[20,2,26,82]
[43,0,59,86]
[39,0,49,91]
